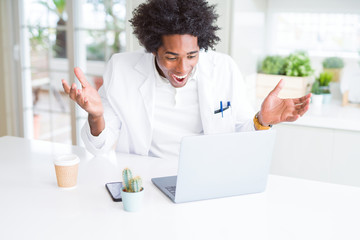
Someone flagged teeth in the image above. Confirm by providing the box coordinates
[173,73,188,79]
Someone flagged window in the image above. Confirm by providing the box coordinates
[272,13,360,58]
[21,0,127,144]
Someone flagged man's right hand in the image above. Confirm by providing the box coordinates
[62,67,105,136]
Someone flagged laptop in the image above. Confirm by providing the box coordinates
[151,130,276,203]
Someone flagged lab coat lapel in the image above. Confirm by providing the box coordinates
[134,53,155,149]
[197,53,215,134]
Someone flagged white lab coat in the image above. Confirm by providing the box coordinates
[82,49,256,156]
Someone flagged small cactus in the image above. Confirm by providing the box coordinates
[122,168,143,192]
[122,168,133,191]
[130,176,143,192]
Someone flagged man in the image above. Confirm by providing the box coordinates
[62,0,310,159]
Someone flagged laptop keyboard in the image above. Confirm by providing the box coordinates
[165,186,176,196]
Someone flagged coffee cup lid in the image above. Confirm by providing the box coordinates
[54,154,80,166]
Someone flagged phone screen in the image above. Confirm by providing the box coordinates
[105,182,123,202]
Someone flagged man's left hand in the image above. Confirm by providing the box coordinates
[258,79,311,126]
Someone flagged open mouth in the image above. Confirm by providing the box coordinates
[171,73,188,83]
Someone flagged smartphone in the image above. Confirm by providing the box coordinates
[105,182,123,202]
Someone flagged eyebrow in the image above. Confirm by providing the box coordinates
[165,51,199,56]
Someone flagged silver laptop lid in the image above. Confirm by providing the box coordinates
[174,130,276,203]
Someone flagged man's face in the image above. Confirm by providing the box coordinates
[154,34,200,88]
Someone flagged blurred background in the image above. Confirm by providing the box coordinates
[1,0,360,186]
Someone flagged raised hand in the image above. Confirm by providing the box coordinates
[62,67,105,136]
[258,79,311,126]
[62,67,104,118]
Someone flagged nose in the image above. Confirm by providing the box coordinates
[175,58,190,75]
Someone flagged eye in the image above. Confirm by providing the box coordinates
[166,57,177,61]
[188,55,197,59]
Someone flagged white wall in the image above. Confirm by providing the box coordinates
[207,0,233,54]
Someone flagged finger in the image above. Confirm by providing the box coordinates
[82,97,90,111]
[293,93,311,105]
[269,79,284,97]
[75,89,84,106]
[83,97,89,108]
[62,79,71,94]
[69,83,77,100]
[74,67,89,88]
[295,104,304,110]
[294,97,310,112]
[294,97,309,109]
[298,102,310,116]
[286,115,299,122]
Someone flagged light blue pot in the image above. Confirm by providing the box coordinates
[121,187,144,212]
[322,93,332,104]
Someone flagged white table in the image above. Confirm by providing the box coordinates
[284,100,360,132]
[1,136,360,240]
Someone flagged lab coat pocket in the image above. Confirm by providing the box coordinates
[211,106,235,134]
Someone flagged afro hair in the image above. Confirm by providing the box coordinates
[129,0,220,53]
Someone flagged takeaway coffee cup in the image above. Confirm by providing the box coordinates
[54,154,80,188]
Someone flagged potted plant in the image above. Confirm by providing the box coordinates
[257,51,314,99]
[260,55,286,75]
[311,79,323,106]
[121,168,144,212]
[317,71,333,104]
[283,51,314,77]
[322,57,344,82]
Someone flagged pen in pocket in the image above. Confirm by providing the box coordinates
[214,101,231,116]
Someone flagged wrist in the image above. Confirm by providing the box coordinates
[254,112,272,130]
[257,112,270,127]
[88,114,105,136]
[88,114,103,123]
